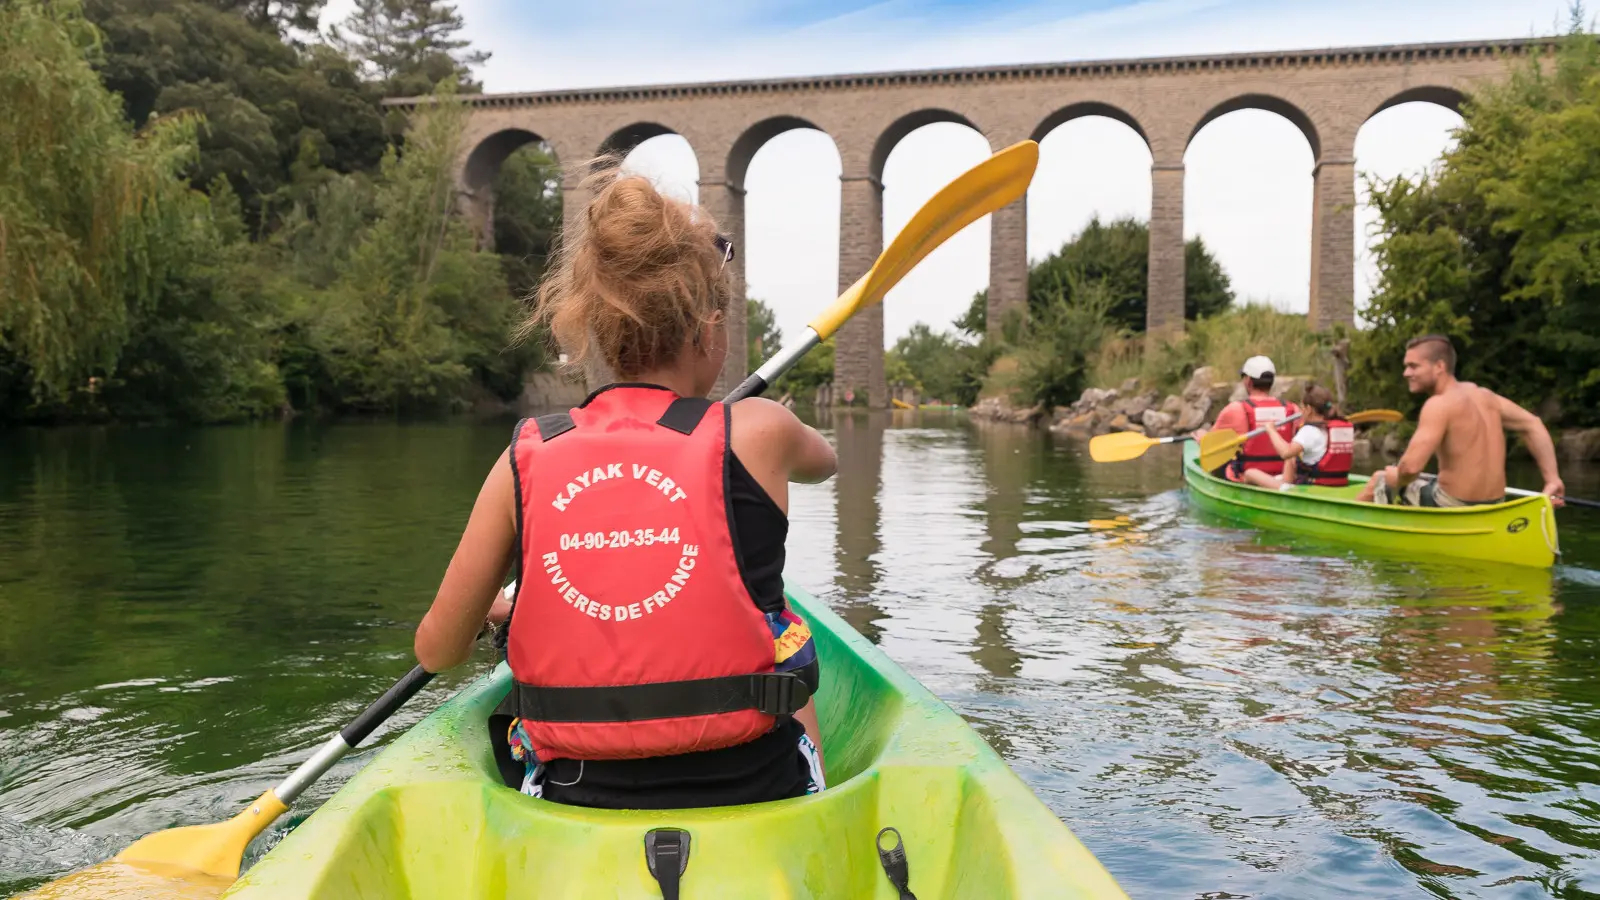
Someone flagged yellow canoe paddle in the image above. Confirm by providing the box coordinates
[1090,407,1403,465]
[26,140,1042,900]
[1347,409,1402,425]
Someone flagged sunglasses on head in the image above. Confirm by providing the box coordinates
[714,234,735,271]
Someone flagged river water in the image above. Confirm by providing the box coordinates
[2,412,1599,899]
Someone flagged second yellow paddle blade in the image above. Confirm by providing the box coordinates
[1197,428,1243,473]
[1088,431,1158,462]
[809,140,1039,340]
[1347,408,1403,425]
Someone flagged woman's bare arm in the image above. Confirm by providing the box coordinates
[415,449,518,672]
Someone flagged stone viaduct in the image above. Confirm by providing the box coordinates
[390,38,1544,406]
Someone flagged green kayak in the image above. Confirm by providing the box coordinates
[225,585,1128,899]
[1183,441,1559,569]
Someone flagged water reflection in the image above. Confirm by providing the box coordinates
[789,414,1600,899]
[3,414,1599,898]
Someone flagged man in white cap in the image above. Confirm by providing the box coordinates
[1204,356,1300,482]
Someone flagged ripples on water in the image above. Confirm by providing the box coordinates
[2,414,1599,898]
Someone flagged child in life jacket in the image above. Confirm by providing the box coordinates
[1238,383,1353,490]
[413,162,838,810]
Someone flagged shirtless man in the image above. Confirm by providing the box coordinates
[1356,334,1565,507]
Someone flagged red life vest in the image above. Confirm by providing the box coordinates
[1299,419,1354,487]
[496,385,807,762]
[1230,397,1298,478]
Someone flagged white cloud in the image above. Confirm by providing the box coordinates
[412,0,1564,347]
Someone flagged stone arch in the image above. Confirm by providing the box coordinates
[462,128,552,194]
[1371,85,1468,118]
[1188,93,1321,161]
[1031,101,1149,147]
[458,128,559,249]
[727,115,827,189]
[597,121,679,158]
[869,109,985,182]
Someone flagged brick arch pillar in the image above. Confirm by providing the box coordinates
[698,174,748,398]
[988,190,1028,339]
[835,168,886,408]
[1309,134,1357,330]
[1146,149,1187,340]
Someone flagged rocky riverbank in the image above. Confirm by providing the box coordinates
[968,365,1600,462]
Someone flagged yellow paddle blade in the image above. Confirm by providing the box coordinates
[21,786,292,899]
[114,788,287,879]
[808,140,1039,340]
[1347,408,1403,425]
[1088,430,1161,462]
[1197,428,1245,473]
[18,859,234,900]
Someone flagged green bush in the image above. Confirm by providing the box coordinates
[1013,279,1122,408]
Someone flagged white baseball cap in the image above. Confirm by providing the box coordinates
[1240,356,1276,379]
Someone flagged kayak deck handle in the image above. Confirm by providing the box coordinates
[644,828,690,900]
[877,826,918,900]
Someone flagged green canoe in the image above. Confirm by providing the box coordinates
[225,585,1128,899]
[1183,441,1559,569]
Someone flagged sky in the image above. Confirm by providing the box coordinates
[325,0,1574,348]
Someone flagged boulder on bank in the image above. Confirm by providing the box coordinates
[1558,427,1600,461]
[1108,413,1144,435]
[1142,409,1176,437]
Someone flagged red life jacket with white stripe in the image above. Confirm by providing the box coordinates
[1300,419,1354,487]
[1231,397,1298,477]
[496,385,807,762]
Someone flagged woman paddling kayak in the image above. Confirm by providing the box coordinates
[413,163,837,809]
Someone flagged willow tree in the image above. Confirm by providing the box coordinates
[0,0,203,400]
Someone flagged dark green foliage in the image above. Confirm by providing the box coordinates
[1025,217,1233,332]
[2,0,534,422]
[746,298,782,369]
[85,0,390,228]
[1013,279,1120,409]
[891,324,991,405]
[771,338,835,401]
[1352,25,1600,426]
[494,144,562,299]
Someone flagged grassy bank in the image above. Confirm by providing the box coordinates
[1087,305,1336,395]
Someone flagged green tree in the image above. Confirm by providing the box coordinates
[493,142,562,298]
[746,298,782,368]
[1027,216,1233,331]
[0,0,205,400]
[1353,23,1600,426]
[771,338,834,401]
[333,0,489,96]
[85,0,388,227]
[304,92,510,410]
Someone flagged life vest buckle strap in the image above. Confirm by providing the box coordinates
[750,672,807,716]
[496,672,811,723]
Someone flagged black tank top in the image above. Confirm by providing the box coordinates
[537,453,810,809]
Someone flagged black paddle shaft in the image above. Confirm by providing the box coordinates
[340,665,436,747]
